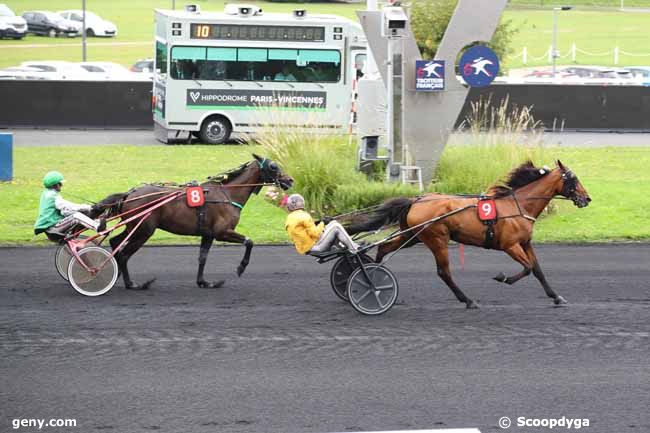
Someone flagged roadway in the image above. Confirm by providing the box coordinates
[1,244,649,433]
[7,128,650,147]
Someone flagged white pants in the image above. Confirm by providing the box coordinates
[310,221,358,253]
[53,212,100,232]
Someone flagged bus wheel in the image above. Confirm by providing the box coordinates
[200,116,231,144]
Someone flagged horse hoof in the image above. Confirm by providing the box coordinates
[236,266,245,277]
[466,300,480,309]
[126,278,155,290]
[493,272,507,283]
[198,280,224,289]
[554,296,568,306]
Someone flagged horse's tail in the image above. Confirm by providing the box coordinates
[90,192,129,219]
[344,197,413,235]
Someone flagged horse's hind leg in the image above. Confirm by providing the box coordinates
[420,230,478,309]
[196,235,224,289]
[375,233,421,262]
[526,244,567,305]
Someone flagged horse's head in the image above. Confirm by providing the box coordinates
[556,160,591,208]
[253,154,293,190]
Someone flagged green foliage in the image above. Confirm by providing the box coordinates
[410,0,519,65]
[256,128,419,216]
[433,95,545,193]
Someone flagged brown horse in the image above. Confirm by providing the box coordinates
[92,154,293,290]
[345,160,591,308]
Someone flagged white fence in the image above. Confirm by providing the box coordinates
[513,44,650,65]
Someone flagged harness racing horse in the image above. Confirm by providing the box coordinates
[92,155,293,290]
[345,160,591,309]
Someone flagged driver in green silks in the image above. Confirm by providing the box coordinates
[34,171,106,238]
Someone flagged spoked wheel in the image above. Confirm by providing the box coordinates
[329,253,374,301]
[347,264,399,315]
[67,247,118,297]
[54,236,98,281]
[55,244,73,281]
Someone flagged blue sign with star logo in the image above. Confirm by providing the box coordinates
[459,45,499,88]
[415,60,445,91]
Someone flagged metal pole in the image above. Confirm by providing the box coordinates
[82,0,86,61]
[172,0,176,10]
[552,8,557,78]
[386,39,394,182]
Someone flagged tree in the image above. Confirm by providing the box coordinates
[410,0,518,69]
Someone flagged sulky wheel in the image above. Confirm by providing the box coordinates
[347,264,399,315]
[67,246,118,297]
[55,244,73,281]
[329,253,374,301]
[54,236,98,281]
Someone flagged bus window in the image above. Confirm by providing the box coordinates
[295,50,341,83]
[155,41,167,77]
[171,46,206,79]
[354,53,367,79]
[169,46,340,83]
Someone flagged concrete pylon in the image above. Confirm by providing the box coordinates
[358,0,508,183]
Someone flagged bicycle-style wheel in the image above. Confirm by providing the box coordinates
[55,244,73,281]
[67,246,118,297]
[329,253,374,301]
[347,264,399,315]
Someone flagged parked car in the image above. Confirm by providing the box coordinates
[78,61,150,81]
[0,4,27,39]
[130,58,154,80]
[624,66,650,86]
[22,11,80,37]
[57,10,117,37]
[0,66,49,80]
[19,61,91,80]
[130,58,154,73]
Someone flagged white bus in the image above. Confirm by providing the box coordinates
[153,4,367,144]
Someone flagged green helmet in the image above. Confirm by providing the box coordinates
[43,171,65,188]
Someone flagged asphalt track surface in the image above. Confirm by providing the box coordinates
[1,244,649,433]
[9,129,650,148]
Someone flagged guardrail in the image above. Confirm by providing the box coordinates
[0,81,151,129]
[1,81,649,132]
[459,84,650,131]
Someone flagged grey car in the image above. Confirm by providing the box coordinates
[22,10,80,37]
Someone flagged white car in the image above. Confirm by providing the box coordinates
[0,4,27,39]
[78,62,150,81]
[19,61,92,80]
[57,10,117,37]
[0,66,50,80]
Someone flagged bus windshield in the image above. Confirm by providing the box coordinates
[169,46,341,83]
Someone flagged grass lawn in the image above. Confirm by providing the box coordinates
[1,144,649,246]
[0,145,290,245]
[2,0,650,69]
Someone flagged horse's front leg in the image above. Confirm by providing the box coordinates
[493,242,532,285]
[526,243,567,305]
[219,229,253,277]
[196,235,224,288]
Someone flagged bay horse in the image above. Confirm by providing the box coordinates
[345,160,591,308]
[92,154,293,290]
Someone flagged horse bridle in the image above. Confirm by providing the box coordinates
[560,169,579,198]
[255,158,285,193]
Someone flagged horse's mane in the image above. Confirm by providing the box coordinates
[206,161,252,184]
[488,160,550,197]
